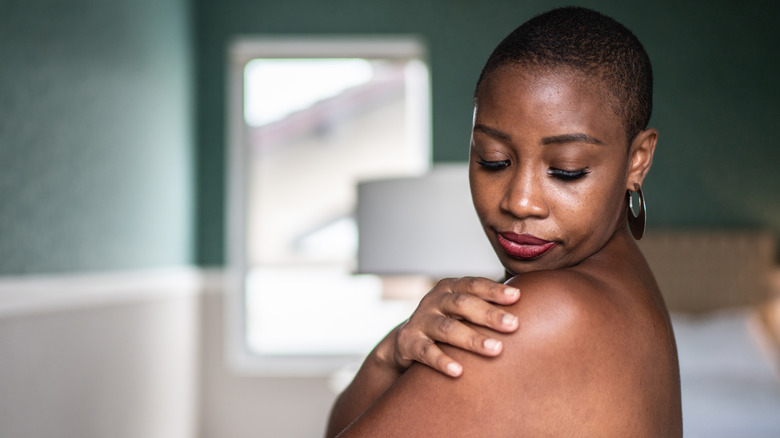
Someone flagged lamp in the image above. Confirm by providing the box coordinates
[356,164,504,284]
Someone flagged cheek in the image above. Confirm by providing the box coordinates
[469,174,502,223]
[468,171,483,217]
[551,177,619,233]
[470,182,493,222]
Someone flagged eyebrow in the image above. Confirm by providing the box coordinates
[473,124,604,146]
[541,133,604,146]
[473,124,512,141]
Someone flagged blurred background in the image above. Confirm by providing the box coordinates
[1,0,779,437]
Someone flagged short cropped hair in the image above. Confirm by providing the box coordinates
[475,7,653,144]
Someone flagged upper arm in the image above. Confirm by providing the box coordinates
[337,272,627,437]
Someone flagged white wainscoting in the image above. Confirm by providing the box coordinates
[0,268,338,438]
[0,267,219,317]
[0,268,213,438]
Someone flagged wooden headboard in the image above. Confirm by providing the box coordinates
[638,230,777,313]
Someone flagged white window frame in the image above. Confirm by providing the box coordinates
[225,35,431,375]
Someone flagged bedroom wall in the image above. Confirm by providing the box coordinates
[0,1,198,437]
[0,269,203,438]
[194,0,780,266]
[0,0,194,275]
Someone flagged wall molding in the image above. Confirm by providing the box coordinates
[0,267,224,317]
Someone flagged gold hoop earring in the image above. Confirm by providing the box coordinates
[627,185,646,240]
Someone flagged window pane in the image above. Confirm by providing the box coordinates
[241,52,429,358]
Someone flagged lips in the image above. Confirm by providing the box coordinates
[497,232,557,260]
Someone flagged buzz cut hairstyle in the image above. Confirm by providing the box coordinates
[475,6,653,145]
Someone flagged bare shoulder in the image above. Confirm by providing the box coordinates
[496,268,642,386]
[337,268,681,437]
[503,268,619,340]
[493,268,681,434]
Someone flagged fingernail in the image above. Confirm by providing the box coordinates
[502,313,518,327]
[483,338,502,352]
[504,287,520,297]
[447,362,462,376]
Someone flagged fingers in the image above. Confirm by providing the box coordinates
[432,313,508,355]
[392,276,521,378]
[396,329,465,377]
[397,313,508,377]
[439,283,519,333]
[449,276,521,306]
[417,340,464,377]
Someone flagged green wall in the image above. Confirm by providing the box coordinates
[194,0,780,265]
[0,0,194,274]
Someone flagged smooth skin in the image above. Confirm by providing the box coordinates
[326,65,682,437]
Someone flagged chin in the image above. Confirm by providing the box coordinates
[500,255,564,276]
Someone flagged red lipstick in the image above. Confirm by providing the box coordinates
[497,232,557,260]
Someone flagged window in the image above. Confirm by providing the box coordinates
[226,37,431,374]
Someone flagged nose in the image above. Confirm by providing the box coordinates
[499,169,549,219]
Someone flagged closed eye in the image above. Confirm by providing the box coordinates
[548,168,590,181]
[476,159,510,171]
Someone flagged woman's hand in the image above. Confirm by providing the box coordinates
[392,277,521,377]
[326,277,520,436]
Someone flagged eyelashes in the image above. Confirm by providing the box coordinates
[547,168,591,181]
[476,159,510,170]
[475,159,590,181]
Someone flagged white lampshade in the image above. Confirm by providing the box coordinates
[356,164,504,279]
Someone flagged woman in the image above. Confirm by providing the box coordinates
[327,7,682,437]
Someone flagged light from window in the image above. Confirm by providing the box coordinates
[227,37,431,373]
[244,58,373,126]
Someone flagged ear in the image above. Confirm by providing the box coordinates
[626,128,657,190]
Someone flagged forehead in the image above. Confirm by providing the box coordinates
[474,65,624,145]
